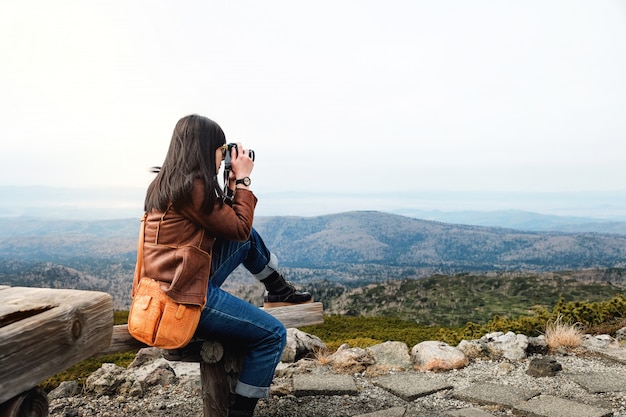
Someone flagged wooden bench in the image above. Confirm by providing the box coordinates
[0,286,114,417]
[0,286,323,417]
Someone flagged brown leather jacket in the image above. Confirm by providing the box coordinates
[132,178,257,306]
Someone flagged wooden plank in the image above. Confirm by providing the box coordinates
[102,302,324,355]
[262,302,324,328]
[0,287,113,404]
[97,324,147,356]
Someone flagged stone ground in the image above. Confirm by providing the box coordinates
[49,346,626,417]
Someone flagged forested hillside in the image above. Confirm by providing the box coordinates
[1,212,626,311]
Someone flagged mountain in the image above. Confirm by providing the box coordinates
[2,211,626,310]
[252,211,626,271]
[392,208,626,234]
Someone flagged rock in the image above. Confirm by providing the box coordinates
[482,332,528,360]
[411,341,468,371]
[366,341,412,370]
[48,380,81,399]
[281,328,327,363]
[526,357,562,377]
[143,362,177,387]
[127,379,144,397]
[616,327,626,341]
[46,328,626,417]
[128,347,164,369]
[457,339,489,359]
[582,334,620,349]
[328,343,376,373]
[527,335,549,355]
[85,363,133,396]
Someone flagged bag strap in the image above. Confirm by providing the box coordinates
[134,213,148,283]
[153,203,205,249]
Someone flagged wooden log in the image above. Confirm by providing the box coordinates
[261,302,324,328]
[97,324,147,356]
[0,387,48,417]
[101,302,324,356]
[0,287,113,405]
[200,342,244,417]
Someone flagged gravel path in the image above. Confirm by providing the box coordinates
[49,351,626,417]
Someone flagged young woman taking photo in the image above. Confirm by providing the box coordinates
[136,114,311,416]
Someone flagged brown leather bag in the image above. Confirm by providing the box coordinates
[128,214,204,350]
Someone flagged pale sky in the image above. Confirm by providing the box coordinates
[1,1,626,213]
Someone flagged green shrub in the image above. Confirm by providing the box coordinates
[301,315,443,350]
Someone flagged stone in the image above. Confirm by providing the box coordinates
[142,363,177,387]
[582,334,619,350]
[457,339,489,359]
[514,394,612,417]
[482,332,528,360]
[292,373,358,397]
[281,328,327,363]
[616,326,626,341]
[411,341,468,371]
[47,380,81,399]
[84,363,130,396]
[566,371,626,393]
[526,357,562,377]
[128,347,163,369]
[374,373,452,401]
[328,343,376,372]
[366,341,412,370]
[354,406,407,417]
[453,382,540,407]
[527,335,549,355]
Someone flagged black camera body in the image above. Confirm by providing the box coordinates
[224,143,255,170]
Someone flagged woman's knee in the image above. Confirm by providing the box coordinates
[263,320,286,354]
[277,323,287,350]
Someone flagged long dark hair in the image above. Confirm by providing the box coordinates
[145,114,226,213]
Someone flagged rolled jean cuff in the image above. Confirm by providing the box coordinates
[235,380,270,399]
[253,252,278,281]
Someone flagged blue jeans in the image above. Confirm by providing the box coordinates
[194,227,287,399]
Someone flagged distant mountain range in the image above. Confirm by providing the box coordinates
[391,208,626,235]
[252,211,626,271]
[2,211,626,309]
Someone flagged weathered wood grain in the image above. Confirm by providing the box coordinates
[261,301,324,328]
[0,287,113,404]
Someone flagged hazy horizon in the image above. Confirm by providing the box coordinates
[2,185,625,221]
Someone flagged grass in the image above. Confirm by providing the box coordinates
[544,315,584,350]
[39,351,136,392]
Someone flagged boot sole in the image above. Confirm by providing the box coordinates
[263,299,314,308]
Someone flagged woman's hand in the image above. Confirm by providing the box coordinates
[229,142,254,186]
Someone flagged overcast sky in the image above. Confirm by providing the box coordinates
[1,1,626,216]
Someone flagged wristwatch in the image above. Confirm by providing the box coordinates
[235,177,251,186]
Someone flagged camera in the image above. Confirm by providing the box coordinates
[224,143,255,170]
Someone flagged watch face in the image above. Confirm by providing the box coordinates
[243,177,251,186]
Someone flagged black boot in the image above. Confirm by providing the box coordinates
[261,271,313,308]
[162,340,203,362]
[228,394,258,417]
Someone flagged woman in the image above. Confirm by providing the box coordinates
[140,114,311,417]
